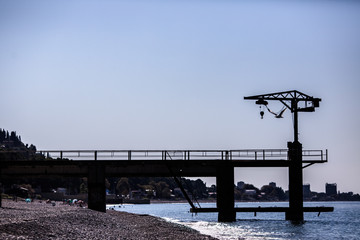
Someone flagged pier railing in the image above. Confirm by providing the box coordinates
[36,149,327,162]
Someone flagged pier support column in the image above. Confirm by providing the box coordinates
[88,165,106,212]
[0,182,2,208]
[0,172,2,208]
[216,165,236,222]
[286,141,304,222]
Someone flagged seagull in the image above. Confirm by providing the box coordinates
[266,105,287,118]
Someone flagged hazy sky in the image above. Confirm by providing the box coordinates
[1,0,359,194]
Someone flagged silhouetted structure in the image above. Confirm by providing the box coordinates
[1,149,332,222]
[244,90,330,222]
[269,182,276,188]
[326,183,337,196]
[237,181,245,189]
[0,90,334,222]
[303,184,311,198]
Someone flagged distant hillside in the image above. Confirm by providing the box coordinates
[0,128,42,161]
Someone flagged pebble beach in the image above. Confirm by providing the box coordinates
[0,200,217,240]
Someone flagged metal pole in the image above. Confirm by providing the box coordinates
[293,100,299,143]
[263,150,265,160]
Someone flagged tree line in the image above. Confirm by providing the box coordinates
[0,128,40,161]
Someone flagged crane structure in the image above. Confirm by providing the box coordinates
[244,90,323,222]
[244,90,321,143]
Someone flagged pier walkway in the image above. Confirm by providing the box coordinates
[0,148,332,222]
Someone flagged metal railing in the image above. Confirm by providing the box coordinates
[36,149,327,162]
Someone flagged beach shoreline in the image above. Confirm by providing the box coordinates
[0,199,217,239]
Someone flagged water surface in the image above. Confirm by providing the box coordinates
[108,201,360,239]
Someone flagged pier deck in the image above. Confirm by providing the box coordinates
[191,207,334,213]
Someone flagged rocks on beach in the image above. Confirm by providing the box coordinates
[0,199,217,239]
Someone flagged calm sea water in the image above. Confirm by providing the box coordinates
[107,202,360,239]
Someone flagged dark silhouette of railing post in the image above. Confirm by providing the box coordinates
[88,164,106,212]
[216,165,236,222]
[286,141,304,222]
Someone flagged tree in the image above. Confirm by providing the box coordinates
[10,131,17,141]
[116,178,130,196]
[191,179,207,198]
[0,129,5,141]
[234,188,242,200]
[105,178,110,190]
[244,184,258,190]
[80,183,88,193]
[261,185,275,195]
[29,144,37,152]
[161,187,171,198]
[151,181,170,198]
[271,187,286,200]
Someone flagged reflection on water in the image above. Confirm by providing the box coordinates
[108,202,360,239]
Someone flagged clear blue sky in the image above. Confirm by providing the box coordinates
[1,0,359,194]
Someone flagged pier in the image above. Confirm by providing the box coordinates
[0,90,334,222]
[0,148,331,222]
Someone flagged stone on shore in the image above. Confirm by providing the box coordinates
[0,200,217,239]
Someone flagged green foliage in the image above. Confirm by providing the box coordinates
[153,181,170,198]
[105,178,110,190]
[0,129,25,148]
[0,128,44,161]
[116,178,130,196]
[110,177,208,200]
[259,185,286,201]
[80,183,88,194]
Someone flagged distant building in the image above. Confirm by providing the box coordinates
[244,189,257,196]
[208,192,217,198]
[130,190,144,199]
[207,184,216,193]
[326,183,337,196]
[237,181,245,189]
[269,182,276,188]
[303,184,311,197]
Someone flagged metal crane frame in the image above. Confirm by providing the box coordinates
[244,90,321,143]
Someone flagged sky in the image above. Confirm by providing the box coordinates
[1,0,360,194]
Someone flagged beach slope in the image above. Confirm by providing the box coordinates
[0,200,216,239]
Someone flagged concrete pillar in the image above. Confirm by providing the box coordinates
[0,172,2,208]
[88,165,106,212]
[286,141,304,222]
[0,183,2,208]
[216,165,236,222]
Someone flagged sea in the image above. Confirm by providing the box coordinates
[107,201,360,240]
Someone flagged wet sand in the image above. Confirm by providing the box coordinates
[0,200,217,239]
